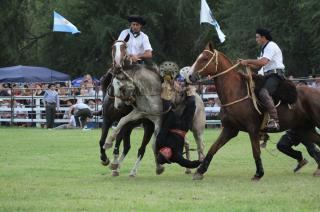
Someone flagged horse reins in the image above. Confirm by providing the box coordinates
[198,49,251,107]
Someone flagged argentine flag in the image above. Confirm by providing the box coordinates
[53,11,80,34]
[200,0,225,43]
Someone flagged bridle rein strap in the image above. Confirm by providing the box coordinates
[198,49,251,108]
[199,49,240,79]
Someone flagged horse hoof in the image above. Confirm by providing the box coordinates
[129,173,136,178]
[251,175,261,182]
[110,163,119,170]
[313,169,320,177]
[103,142,112,150]
[192,172,204,180]
[101,159,110,166]
[156,166,165,175]
[185,169,192,174]
[112,170,119,177]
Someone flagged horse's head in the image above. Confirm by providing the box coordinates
[112,40,127,69]
[186,42,219,83]
[112,76,136,110]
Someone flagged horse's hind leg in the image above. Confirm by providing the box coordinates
[129,120,155,177]
[193,127,239,180]
[184,138,191,174]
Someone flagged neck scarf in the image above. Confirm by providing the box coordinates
[130,29,140,38]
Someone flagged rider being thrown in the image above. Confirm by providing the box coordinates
[155,68,201,169]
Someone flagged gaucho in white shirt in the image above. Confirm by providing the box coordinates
[239,28,285,131]
[117,15,153,65]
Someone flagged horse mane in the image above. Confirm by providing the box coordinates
[217,51,234,66]
[123,64,161,80]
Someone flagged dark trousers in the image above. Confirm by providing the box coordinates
[262,74,282,95]
[259,74,282,120]
[75,108,92,128]
[277,130,320,164]
[45,103,56,128]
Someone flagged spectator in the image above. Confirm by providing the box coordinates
[0,83,11,96]
[44,83,60,129]
[33,84,45,96]
[79,84,88,96]
[69,98,93,129]
[53,114,77,129]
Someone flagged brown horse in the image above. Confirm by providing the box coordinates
[186,42,320,181]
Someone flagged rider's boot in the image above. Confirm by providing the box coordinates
[259,88,280,131]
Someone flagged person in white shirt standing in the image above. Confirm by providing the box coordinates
[118,15,153,65]
[239,28,285,131]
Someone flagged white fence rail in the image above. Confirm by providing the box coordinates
[0,93,221,127]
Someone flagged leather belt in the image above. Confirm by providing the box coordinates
[169,129,187,138]
[264,69,284,75]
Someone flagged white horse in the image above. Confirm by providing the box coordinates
[103,66,206,176]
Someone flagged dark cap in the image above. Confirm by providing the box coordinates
[256,28,272,41]
[128,15,146,26]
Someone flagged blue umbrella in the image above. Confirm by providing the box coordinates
[0,65,70,83]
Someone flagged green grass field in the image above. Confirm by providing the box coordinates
[0,127,319,212]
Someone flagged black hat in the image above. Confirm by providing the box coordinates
[256,28,272,41]
[128,15,146,26]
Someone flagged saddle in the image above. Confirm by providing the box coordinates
[251,73,297,105]
[241,71,298,131]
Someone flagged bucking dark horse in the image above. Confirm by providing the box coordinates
[186,42,320,181]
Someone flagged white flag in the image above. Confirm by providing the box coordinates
[200,0,226,43]
[53,11,80,34]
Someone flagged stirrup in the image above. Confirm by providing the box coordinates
[265,119,280,131]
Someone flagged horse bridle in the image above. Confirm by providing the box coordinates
[198,49,240,79]
[196,49,250,107]
[112,40,128,68]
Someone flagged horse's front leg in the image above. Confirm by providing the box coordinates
[99,119,112,166]
[111,126,132,177]
[192,130,205,161]
[193,127,239,180]
[150,117,165,175]
[103,110,142,149]
[184,138,191,174]
[249,131,264,181]
[129,120,155,177]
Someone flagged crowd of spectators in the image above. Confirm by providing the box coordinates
[0,74,102,127]
[1,74,320,127]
